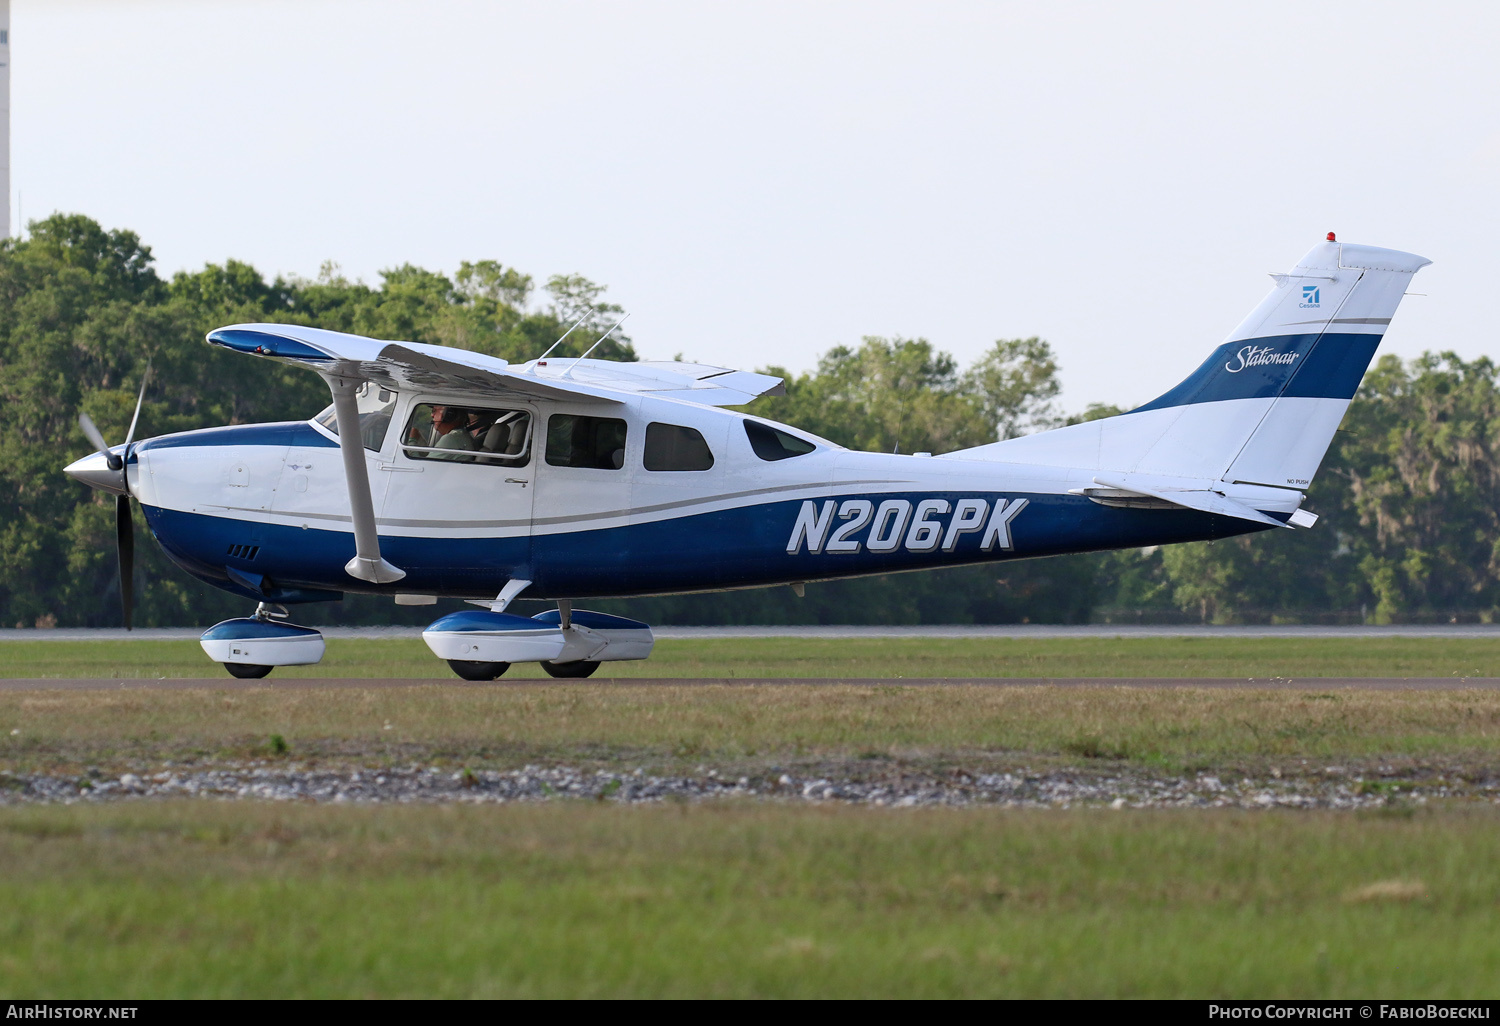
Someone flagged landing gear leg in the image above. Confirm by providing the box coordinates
[543,601,600,677]
[255,601,290,622]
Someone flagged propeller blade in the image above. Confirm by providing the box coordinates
[78,412,122,471]
[123,360,153,448]
[116,494,135,631]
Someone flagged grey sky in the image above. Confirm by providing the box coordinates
[19,1,1499,409]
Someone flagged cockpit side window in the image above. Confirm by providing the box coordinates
[313,382,398,452]
[644,423,714,471]
[546,414,629,470]
[400,403,532,466]
[744,420,817,461]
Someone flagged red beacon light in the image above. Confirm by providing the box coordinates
[1327,232,1337,242]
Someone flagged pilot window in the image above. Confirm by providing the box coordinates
[744,420,817,461]
[400,403,532,465]
[313,382,398,452]
[644,422,714,472]
[546,414,629,470]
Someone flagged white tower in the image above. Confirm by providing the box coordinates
[0,0,9,239]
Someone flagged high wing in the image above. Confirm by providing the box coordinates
[208,324,622,405]
[206,324,785,407]
[519,358,785,407]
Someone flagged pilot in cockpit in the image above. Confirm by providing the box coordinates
[429,405,478,462]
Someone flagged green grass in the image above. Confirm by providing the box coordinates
[5,639,1498,998]
[2,802,1497,998]
[4,635,1500,680]
[5,683,1500,774]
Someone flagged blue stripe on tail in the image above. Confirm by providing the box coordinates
[1131,332,1381,413]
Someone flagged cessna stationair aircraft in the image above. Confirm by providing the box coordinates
[64,235,1429,679]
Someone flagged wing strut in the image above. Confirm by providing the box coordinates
[326,372,406,584]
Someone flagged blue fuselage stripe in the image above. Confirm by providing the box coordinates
[142,490,1268,601]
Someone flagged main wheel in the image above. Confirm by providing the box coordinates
[542,660,601,679]
[447,660,510,681]
[225,663,273,679]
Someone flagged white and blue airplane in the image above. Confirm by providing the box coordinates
[64,235,1429,679]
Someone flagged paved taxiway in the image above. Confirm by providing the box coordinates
[4,676,1500,692]
[6,624,1500,641]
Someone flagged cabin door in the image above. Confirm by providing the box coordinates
[377,398,538,587]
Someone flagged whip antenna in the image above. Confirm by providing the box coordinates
[562,312,629,378]
[535,308,594,363]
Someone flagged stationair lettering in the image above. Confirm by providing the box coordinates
[1225,344,1300,374]
[786,497,1029,555]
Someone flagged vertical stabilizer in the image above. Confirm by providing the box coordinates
[1215,241,1429,489]
[944,237,1431,495]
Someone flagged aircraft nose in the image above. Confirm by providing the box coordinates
[64,451,129,495]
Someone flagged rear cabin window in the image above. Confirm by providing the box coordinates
[400,403,532,465]
[546,414,629,469]
[313,381,398,452]
[644,423,715,472]
[744,420,817,461]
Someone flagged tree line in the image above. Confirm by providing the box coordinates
[2,214,1493,628]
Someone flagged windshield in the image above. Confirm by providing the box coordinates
[313,382,398,452]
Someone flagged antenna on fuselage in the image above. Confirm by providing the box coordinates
[562,312,629,378]
[534,308,595,364]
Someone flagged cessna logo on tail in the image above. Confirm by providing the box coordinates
[1300,285,1321,308]
[1225,344,1300,374]
[787,497,1029,555]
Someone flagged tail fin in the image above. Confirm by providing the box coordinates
[949,238,1430,495]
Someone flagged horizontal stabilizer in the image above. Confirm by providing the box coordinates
[1081,473,1290,528]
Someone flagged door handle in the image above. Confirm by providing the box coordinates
[504,478,529,487]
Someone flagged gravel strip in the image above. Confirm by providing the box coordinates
[2,765,1495,809]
